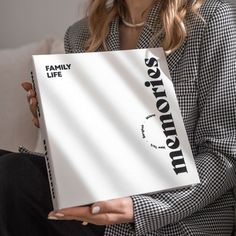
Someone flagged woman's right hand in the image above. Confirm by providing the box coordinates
[21,82,40,128]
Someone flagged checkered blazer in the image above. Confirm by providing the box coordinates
[64,0,236,235]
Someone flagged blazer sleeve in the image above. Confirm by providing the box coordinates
[64,18,90,54]
[64,26,73,54]
[130,3,236,235]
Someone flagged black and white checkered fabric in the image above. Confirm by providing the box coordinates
[64,0,236,235]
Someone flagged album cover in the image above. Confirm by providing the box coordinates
[32,48,200,210]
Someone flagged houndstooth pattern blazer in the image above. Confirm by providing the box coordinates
[63,0,236,235]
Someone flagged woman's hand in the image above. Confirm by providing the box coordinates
[21,82,40,128]
[48,197,134,226]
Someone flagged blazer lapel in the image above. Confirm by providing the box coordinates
[137,1,162,49]
[104,1,187,73]
[136,1,187,73]
[105,17,120,51]
[166,40,187,73]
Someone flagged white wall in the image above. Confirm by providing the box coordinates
[0,0,235,49]
[0,0,89,49]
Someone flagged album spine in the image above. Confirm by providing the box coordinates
[30,68,58,210]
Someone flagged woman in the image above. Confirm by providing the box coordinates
[1,0,235,235]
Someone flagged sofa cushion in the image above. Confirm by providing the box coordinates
[0,38,64,152]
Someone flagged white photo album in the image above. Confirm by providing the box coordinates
[32,48,200,210]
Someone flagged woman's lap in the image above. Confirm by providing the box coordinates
[0,149,105,236]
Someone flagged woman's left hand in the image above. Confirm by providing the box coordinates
[48,197,134,225]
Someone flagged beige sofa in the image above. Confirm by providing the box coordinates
[0,38,65,153]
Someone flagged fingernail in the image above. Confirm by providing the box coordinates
[54,213,65,218]
[92,206,100,214]
[30,98,33,105]
[82,221,88,226]
[27,91,31,97]
[48,216,59,220]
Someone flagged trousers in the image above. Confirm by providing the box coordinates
[0,149,106,236]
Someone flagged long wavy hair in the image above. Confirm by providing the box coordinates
[86,0,204,53]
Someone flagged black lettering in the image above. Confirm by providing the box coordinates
[147,68,161,79]
[54,65,62,70]
[170,150,187,174]
[156,99,170,113]
[47,72,62,78]
[153,89,167,100]
[145,57,158,68]
[144,79,163,88]
[144,56,188,175]
[146,114,155,120]
[160,114,177,137]
[50,65,55,71]
[166,136,180,149]
[145,57,161,79]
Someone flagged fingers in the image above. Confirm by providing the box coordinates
[91,197,133,215]
[29,97,38,116]
[48,206,92,222]
[48,198,134,225]
[21,82,40,128]
[48,207,117,225]
[54,206,91,219]
[27,89,36,103]
[91,199,125,215]
[21,82,32,91]
[30,97,40,128]
[50,199,127,220]
[32,117,40,128]
[90,198,134,224]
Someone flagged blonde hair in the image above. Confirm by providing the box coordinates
[86,0,205,53]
